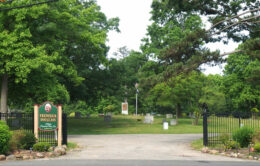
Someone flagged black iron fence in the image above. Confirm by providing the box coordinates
[0,113,34,133]
[203,111,260,146]
[0,112,67,146]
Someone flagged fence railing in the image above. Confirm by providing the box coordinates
[0,113,34,133]
[0,112,67,146]
[203,111,260,146]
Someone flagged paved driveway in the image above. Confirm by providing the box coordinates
[61,134,246,161]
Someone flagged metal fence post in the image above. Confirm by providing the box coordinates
[203,104,208,146]
[62,113,67,145]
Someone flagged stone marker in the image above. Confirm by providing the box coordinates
[170,119,177,126]
[104,115,112,122]
[75,112,81,118]
[86,114,91,118]
[144,114,154,124]
[163,122,168,130]
[106,112,113,117]
[11,119,21,128]
[162,118,167,124]
[166,114,173,118]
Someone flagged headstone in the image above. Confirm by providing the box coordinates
[166,114,173,118]
[75,112,81,118]
[86,114,91,118]
[104,115,112,122]
[146,113,151,116]
[170,119,177,126]
[106,112,113,117]
[163,122,168,130]
[16,113,23,118]
[11,119,21,128]
[99,113,104,117]
[157,114,161,117]
[162,118,167,124]
[144,115,154,124]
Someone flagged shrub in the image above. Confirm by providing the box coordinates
[33,142,51,152]
[219,133,230,145]
[9,130,36,151]
[224,141,240,151]
[254,143,260,152]
[252,130,260,144]
[0,121,11,154]
[232,126,254,148]
[9,130,25,152]
[20,132,36,149]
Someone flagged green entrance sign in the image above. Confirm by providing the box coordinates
[38,102,58,131]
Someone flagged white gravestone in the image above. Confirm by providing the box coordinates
[170,119,177,126]
[166,114,173,118]
[144,115,154,124]
[163,122,168,130]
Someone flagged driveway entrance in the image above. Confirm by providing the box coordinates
[62,134,245,161]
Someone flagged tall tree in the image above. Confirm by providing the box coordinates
[0,0,119,112]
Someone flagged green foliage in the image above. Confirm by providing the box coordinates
[0,0,119,111]
[232,127,255,148]
[9,130,36,151]
[251,107,259,113]
[33,142,51,152]
[95,97,120,114]
[223,52,260,113]
[67,142,78,150]
[219,133,230,145]
[9,131,25,152]
[254,143,260,152]
[252,130,260,144]
[64,100,93,116]
[0,121,11,154]
[224,141,240,151]
[20,131,36,150]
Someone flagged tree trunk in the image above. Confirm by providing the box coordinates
[1,73,8,114]
[175,103,181,125]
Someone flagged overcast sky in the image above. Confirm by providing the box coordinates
[96,0,239,75]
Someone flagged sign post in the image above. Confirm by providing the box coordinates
[34,104,39,140]
[122,102,128,115]
[35,101,62,146]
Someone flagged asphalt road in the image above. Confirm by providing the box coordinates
[1,159,259,166]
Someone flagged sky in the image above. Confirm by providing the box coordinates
[96,0,239,75]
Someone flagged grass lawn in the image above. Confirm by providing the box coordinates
[67,115,203,135]
[191,138,204,150]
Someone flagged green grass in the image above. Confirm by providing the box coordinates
[191,138,204,150]
[67,115,203,134]
[67,142,78,150]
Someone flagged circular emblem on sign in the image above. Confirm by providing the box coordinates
[45,103,52,112]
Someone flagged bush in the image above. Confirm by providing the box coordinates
[0,121,11,154]
[20,132,37,149]
[9,130,36,151]
[252,130,260,144]
[219,133,230,145]
[33,142,51,152]
[9,131,25,152]
[254,143,260,152]
[224,141,240,151]
[232,126,254,148]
